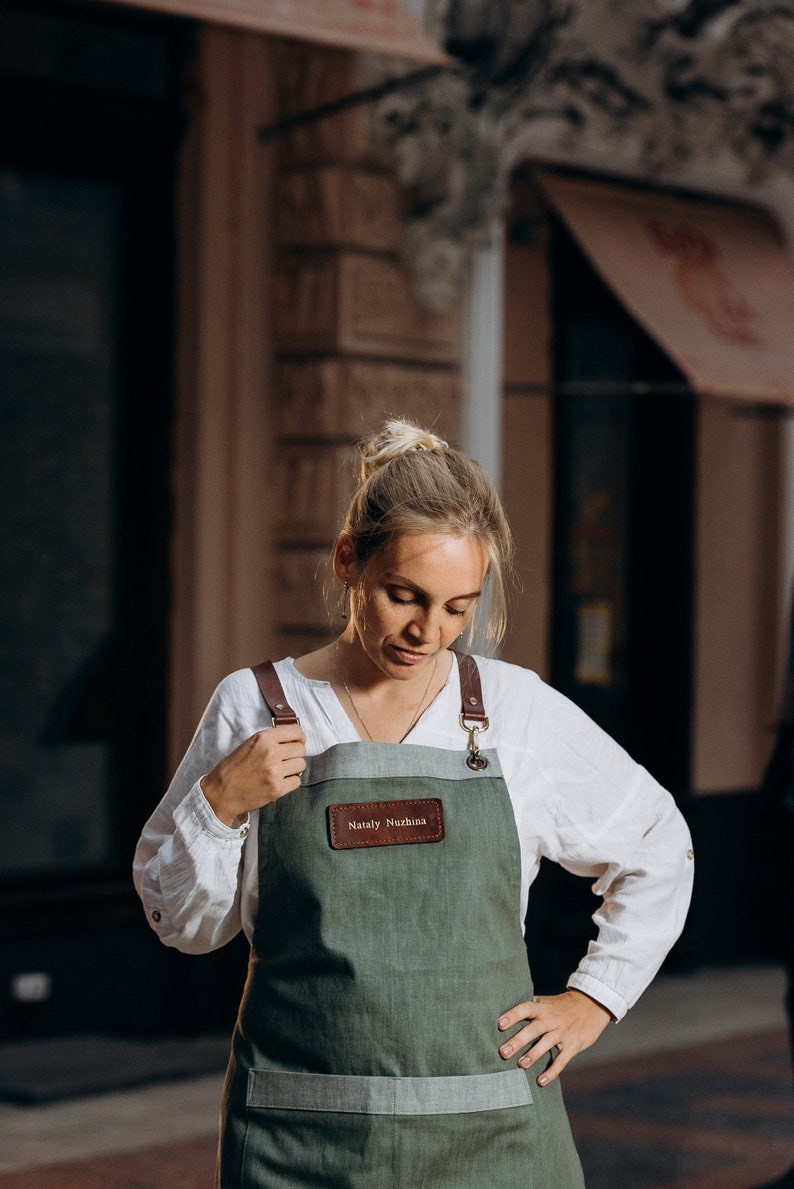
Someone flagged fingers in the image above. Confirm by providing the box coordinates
[266,723,306,746]
[203,725,307,824]
[498,999,541,1034]
[245,726,307,796]
[250,726,306,770]
[498,1000,558,1084]
[497,991,611,1086]
[264,726,307,783]
[259,723,306,753]
[497,998,551,1059]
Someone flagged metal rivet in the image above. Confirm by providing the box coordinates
[151,909,162,923]
[466,753,488,771]
[469,696,478,706]
[275,702,285,710]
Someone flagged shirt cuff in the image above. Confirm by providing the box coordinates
[566,970,628,1022]
[176,781,251,842]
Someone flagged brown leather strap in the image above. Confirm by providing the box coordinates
[252,655,483,730]
[455,651,487,724]
[251,661,300,726]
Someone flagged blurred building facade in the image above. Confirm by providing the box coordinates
[1,0,793,1039]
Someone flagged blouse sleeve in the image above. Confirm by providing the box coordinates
[528,679,694,1021]
[132,672,260,954]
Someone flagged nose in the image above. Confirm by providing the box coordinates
[405,604,442,645]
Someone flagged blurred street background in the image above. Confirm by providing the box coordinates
[2,1,794,1185]
[0,964,792,1189]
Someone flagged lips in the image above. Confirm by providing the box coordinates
[390,645,428,666]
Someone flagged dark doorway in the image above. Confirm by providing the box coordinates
[527,215,696,993]
[0,0,188,1037]
[550,219,695,796]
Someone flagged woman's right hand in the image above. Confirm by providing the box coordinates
[200,725,307,826]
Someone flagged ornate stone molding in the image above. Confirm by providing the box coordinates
[362,0,794,311]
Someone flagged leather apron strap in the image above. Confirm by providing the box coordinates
[251,661,300,726]
[455,651,486,723]
[251,652,486,740]
[454,651,490,770]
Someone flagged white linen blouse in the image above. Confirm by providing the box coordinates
[133,654,694,1023]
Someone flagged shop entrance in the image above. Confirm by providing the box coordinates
[0,1,186,1038]
[550,223,696,798]
[527,219,696,991]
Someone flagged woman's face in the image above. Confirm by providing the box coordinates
[338,532,487,682]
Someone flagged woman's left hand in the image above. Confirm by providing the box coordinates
[497,989,613,1085]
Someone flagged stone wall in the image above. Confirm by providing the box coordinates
[271,42,463,657]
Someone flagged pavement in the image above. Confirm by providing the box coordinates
[0,963,790,1177]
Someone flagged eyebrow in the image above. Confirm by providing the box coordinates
[385,573,482,601]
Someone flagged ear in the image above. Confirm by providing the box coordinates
[333,536,356,584]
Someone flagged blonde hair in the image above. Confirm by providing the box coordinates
[340,419,514,644]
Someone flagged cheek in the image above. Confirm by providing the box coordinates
[356,592,401,634]
[382,602,413,632]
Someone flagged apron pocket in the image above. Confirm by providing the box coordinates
[246,1068,533,1115]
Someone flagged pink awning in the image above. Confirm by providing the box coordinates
[99,0,449,64]
[540,172,794,407]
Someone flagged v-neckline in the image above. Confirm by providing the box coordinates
[285,653,460,744]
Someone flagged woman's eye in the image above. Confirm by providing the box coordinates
[446,606,467,617]
[389,590,417,605]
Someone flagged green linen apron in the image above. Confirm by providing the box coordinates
[216,656,584,1188]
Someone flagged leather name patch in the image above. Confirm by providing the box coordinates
[328,799,445,850]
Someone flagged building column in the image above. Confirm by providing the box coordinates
[168,27,277,762]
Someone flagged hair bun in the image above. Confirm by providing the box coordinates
[359,419,448,479]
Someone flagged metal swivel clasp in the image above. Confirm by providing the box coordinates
[459,714,489,771]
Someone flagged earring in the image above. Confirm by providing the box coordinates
[340,582,350,620]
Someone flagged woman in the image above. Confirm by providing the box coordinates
[134,420,694,1187]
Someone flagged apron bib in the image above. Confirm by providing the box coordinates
[217,658,583,1189]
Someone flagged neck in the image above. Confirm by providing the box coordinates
[334,638,447,743]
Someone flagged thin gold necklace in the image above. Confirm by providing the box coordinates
[335,639,438,743]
